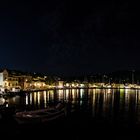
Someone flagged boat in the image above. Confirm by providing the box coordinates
[14,103,66,124]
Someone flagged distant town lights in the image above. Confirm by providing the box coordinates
[65,83,70,87]
[57,85,64,88]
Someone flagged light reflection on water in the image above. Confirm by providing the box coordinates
[2,89,140,124]
[0,98,5,105]
[43,91,47,108]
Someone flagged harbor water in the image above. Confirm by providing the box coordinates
[0,88,140,139]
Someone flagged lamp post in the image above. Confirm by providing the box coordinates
[132,70,135,85]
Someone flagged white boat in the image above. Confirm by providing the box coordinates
[15,103,66,124]
[11,87,21,93]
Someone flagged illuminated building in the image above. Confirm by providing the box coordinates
[56,81,64,88]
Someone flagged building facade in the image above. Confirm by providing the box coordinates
[0,69,9,87]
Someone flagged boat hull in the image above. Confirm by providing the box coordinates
[15,105,66,124]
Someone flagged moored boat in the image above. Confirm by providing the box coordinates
[14,103,66,124]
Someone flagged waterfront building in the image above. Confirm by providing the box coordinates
[15,75,32,89]
[56,81,64,88]
[24,80,47,90]
[0,69,33,91]
[4,76,19,90]
[0,69,9,87]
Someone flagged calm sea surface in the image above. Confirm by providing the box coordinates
[0,88,140,139]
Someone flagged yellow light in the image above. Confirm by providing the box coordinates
[66,83,69,87]
[37,83,41,86]
[26,95,28,105]
[37,92,40,105]
[44,91,47,108]
[30,94,32,104]
[72,84,75,87]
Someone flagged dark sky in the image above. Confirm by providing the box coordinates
[0,1,139,76]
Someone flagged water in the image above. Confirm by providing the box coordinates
[0,88,140,139]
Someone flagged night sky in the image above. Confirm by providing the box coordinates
[0,1,139,76]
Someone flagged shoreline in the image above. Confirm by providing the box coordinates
[1,87,140,98]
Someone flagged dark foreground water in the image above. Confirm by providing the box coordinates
[0,88,140,140]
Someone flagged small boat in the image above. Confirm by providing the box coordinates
[14,103,66,124]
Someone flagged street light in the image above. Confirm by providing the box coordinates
[132,70,135,84]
